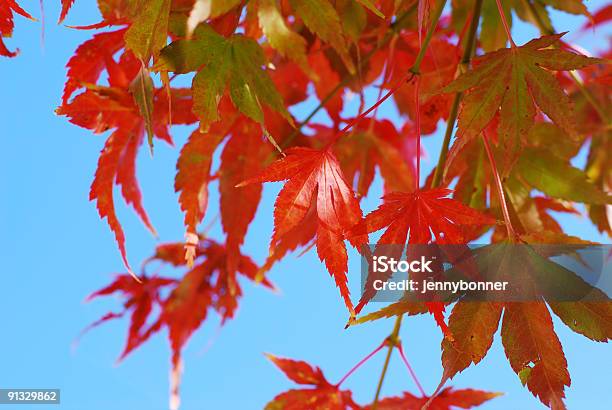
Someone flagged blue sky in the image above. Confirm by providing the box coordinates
[0,1,610,409]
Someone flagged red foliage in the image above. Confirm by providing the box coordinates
[5,1,610,409]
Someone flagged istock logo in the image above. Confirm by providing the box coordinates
[372,255,434,273]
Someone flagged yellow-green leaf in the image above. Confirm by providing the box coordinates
[355,0,385,18]
[549,301,612,342]
[352,301,428,325]
[340,0,367,42]
[124,0,171,62]
[515,147,612,205]
[290,0,355,73]
[480,0,512,52]
[540,0,591,17]
[129,66,155,152]
[442,302,502,380]
[257,0,312,76]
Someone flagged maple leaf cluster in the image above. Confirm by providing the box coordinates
[82,239,274,406]
[265,354,501,410]
[4,0,612,409]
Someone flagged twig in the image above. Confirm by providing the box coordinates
[328,70,415,146]
[372,316,403,409]
[431,0,484,188]
[281,2,419,149]
[336,340,387,387]
[330,0,446,146]
[397,342,426,397]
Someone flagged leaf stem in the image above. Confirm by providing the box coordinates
[414,75,422,190]
[372,315,403,409]
[430,95,459,188]
[431,0,484,188]
[410,0,447,75]
[495,0,516,48]
[371,4,450,406]
[331,0,447,146]
[482,132,517,240]
[336,340,386,387]
[396,341,426,396]
[330,71,415,146]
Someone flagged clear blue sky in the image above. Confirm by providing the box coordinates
[1,1,610,409]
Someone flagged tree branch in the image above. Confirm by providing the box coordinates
[281,2,419,149]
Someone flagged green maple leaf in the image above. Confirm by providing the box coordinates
[155,25,292,131]
[444,33,603,171]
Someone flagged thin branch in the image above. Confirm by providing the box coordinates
[329,0,447,146]
[396,342,426,397]
[430,95,460,188]
[372,315,403,409]
[371,36,399,123]
[336,340,387,387]
[410,0,447,75]
[282,2,419,149]
[329,70,415,147]
[431,0,484,188]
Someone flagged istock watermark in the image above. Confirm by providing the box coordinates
[360,244,611,303]
[372,255,434,273]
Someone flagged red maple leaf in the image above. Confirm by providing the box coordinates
[366,387,501,410]
[266,355,500,410]
[312,118,417,198]
[58,32,196,275]
[58,0,76,24]
[239,147,367,314]
[220,119,276,276]
[174,110,276,274]
[61,29,128,104]
[351,188,496,333]
[85,239,274,375]
[266,355,360,410]
[85,274,177,359]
